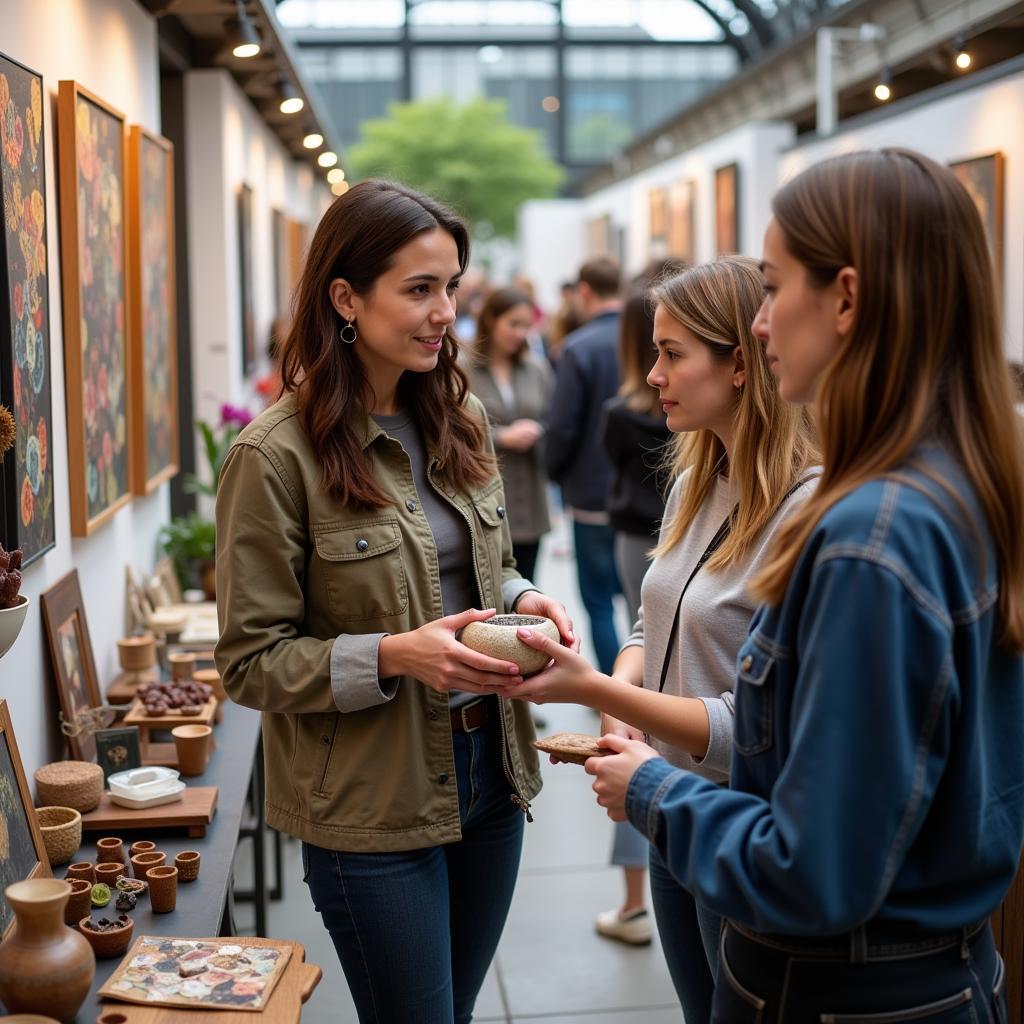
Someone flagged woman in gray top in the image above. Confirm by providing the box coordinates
[513,258,818,1022]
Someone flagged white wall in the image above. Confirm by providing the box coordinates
[517,200,588,312]
[781,69,1024,360]
[0,0,166,776]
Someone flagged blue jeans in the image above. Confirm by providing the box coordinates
[715,918,1007,1023]
[650,845,721,1024]
[301,709,524,1024]
[572,519,621,675]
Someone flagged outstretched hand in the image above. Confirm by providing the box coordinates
[514,592,579,651]
[585,733,659,822]
[512,625,596,704]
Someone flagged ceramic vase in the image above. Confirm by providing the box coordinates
[0,878,95,1023]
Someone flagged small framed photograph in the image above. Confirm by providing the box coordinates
[94,726,141,783]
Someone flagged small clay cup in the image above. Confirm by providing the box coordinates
[459,614,561,677]
[97,1013,131,1024]
[130,850,165,879]
[128,840,156,858]
[94,862,125,886]
[66,861,95,883]
[95,837,125,864]
[65,877,93,926]
[117,633,156,672]
[194,668,226,723]
[146,865,177,912]
[171,724,212,777]
[168,651,196,682]
[174,850,200,882]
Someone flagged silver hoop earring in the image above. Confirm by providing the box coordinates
[340,319,357,344]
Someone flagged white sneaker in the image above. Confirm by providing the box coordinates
[594,906,652,945]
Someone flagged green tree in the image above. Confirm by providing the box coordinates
[348,97,564,239]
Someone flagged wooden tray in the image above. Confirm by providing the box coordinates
[97,937,321,1024]
[80,786,219,838]
[123,696,217,767]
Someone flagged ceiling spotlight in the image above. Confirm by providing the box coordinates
[953,32,972,70]
[327,168,345,184]
[279,79,304,115]
[225,1,261,59]
[873,68,892,102]
[477,45,504,64]
[317,151,338,168]
[303,132,323,149]
[331,181,350,197]
[541,95,560,113]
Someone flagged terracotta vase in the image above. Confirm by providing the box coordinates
[0,878,95,1023]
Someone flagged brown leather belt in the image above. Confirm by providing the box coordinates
[450,698,489,733]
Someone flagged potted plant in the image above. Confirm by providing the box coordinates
[0,404,29,658]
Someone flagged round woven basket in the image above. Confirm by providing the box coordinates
[36,806,83,866]
[34,760,103,813]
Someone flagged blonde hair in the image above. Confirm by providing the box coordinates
[653,256,818,568]
[751,149,1024,651]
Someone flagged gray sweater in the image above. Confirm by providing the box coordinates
[623,469,818,782]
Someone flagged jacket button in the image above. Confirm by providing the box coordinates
[428,708,438,720]
[740,655,753,672]
[406,499,418,513]
[496,506,506,519]
[438,773,449,785]
[355,538,369,552]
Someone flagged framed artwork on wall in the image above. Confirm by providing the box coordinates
[286,217,308,301]
[586,214,611,258]
[237,183,256,377]
[41,569,102,762]
[648,186,668,256]
[127,126,178,496]
[0,698,51,936]
[0,51,56,565]
[57,80,131,536]
[272,207,287,317]
[714,162,740,255]
[948,152,1004,284]
[669,178,696,265]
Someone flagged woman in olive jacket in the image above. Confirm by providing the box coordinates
[215,181,573,1024]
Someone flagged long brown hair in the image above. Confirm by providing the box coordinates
[279,180,494,508]
[474,287,532,365]
[752,149,1024,650]
[653,257,818,568]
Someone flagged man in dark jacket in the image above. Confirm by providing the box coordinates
[545,257,623,674]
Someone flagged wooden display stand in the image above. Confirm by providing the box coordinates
[80,786,219,838]
[122,696,217,767]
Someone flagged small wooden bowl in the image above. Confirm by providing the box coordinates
[35,806,82,866]
[78,915,134,958]
[117,633,156,671]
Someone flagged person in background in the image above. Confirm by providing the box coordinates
[590,261,680,946]
[453,268,490,340]
[543,281,584,368]
[467,287,554,582]
[546,257,624,676]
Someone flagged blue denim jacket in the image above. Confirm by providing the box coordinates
[627,448,1024,935]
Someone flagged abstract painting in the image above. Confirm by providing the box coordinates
[948,152,1004,285]
[714,162,740,255]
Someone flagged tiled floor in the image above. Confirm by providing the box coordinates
[232,517,682,1022]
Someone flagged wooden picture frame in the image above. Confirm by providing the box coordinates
[669,178,696,265]
[586,214,611,259]
[286,217,308,301]
[0,51,56,565]
[128,126,178,495]
[0,698,51,936]
[124,563,154,635]
[714,162,740,256]
[948,152,1005,286]
[648,186,668,255]
[41,569,102,761]
[237,183,256,377]
[57,81,132,536]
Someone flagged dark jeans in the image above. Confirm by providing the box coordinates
[650,845,721,1024]
[301,709,524,1024]
[572,519,622,674]
[715,918,1007,1023]
[512,540,540,584]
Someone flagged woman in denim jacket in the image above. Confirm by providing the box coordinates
[520,149,1024,1021]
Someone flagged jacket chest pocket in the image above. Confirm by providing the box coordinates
[313,517,408,621]
[734,638,777,756]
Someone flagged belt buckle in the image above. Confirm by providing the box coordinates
[461,699,482,733]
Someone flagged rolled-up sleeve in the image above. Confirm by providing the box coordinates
[330,634,399,712]
[694,691,735,774]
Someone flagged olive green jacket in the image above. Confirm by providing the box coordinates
[214,393,542,852]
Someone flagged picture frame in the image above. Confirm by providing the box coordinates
[0,698,51,936]
[41,569,103,761]
[94,725,141,783]
[237,183,256,377]
[948,152,1005,285]
[57,80,132,536]
[0,51,56,565]
[648,186,668,255]
[272,206,288,317]
[714,162,740,255]
[586,214,611,259]
[154,554,183,604]
[669,178,696,265]
[287,217,308,301]
[128,126,178,496]
[124,563,154,635]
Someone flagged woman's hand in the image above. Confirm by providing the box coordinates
[511,625,596,704]
[585,733,659,822]
[378,608,524,695]
[499,419,544,452]
[600,713,645,742]
[514,592,578,650]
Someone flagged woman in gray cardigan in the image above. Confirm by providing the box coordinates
[466,288,553,581]
[511,259,818,1023]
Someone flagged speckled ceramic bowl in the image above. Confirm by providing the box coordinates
[459,615,560,677]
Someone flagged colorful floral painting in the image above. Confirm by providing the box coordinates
[0,53,55,565]
[130,129,177,493]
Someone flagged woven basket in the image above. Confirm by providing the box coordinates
[35,760,103,812]
[36,806,83,866]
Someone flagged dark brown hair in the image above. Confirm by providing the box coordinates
[474,287,533,365]
[279,180,494,508]
[753,149,1024,649]
[578,257,621,298]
